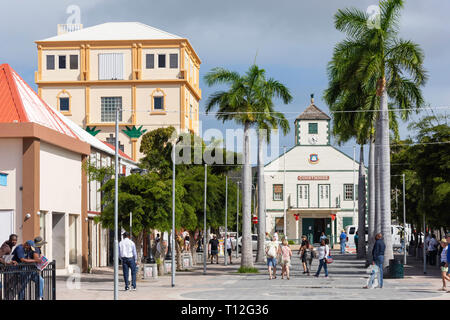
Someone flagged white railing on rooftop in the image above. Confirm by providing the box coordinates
[57,24,83,35]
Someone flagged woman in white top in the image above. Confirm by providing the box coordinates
[439,239,450,291]
[314,239,330,278]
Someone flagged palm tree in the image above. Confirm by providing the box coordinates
[253,80,292,262]
[328,0,427,266]
[205,65,289,268]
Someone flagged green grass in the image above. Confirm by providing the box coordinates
[237,266,260,273]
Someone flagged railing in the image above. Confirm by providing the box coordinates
[57,24,83,35]
[0,261,56,300]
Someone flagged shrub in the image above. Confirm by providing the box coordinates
[237,266,259,273]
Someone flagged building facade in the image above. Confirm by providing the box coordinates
[264,97,367,247]
[0,64,90,273]
[35,22,201,161]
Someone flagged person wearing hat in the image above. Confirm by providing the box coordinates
[439,238,450,291]
[12,240,39,264]
[119,232,137,291]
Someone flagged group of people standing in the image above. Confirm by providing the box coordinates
[0,234,47,299]
[264,234,332,280]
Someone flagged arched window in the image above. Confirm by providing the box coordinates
[57,90,71,114]
[151,88,166,112]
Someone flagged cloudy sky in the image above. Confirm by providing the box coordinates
[2,0,449,164]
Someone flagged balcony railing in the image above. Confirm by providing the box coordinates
[57,24,83,35]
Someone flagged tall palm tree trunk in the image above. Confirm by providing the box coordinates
[255,129,266,262]
[379,84,393,267]
[368,136,376,263]
[357,144,367,258]
[375,116,382,234]
[241,122,254,268]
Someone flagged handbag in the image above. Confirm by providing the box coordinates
[326,256,333,264]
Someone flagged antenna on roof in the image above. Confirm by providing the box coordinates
[311,93,314,104]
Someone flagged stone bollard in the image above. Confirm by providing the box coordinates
[142,264,158,279]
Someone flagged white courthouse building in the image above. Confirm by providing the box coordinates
[264,96,367,247]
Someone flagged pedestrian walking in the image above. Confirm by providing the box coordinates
[314,239,329,278]
[265,236,279,280]
[319,232,327,243]
[439,238,450,291]
[184,233,190,252]
[273,232,279,242]
[299,239,315,275]
[339,229,347,254]
[279,238,292,280]
[354,231,359,252]
[209,235,219,264]
[119,232,137,291]
[427,234,438,266]
[226,234,233,264]
[371,233,385,288]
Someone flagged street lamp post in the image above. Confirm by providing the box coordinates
[203,164,207,275]
[236,181,240,259]
[224,176,228,266]
[283,146,286,237]
[402,174,407,265]
[113,105,120,300]
[171,139,176,287]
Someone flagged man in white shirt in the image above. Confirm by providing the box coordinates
[427,234,438,266]
[119,232,137,291]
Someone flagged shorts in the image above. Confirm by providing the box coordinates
[440,262,448,272]
[227,248,232,255]
[211,250,218,255]
[281,258,291,267]
[267,257,277,267]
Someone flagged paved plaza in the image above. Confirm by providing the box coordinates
[56,251,449,300]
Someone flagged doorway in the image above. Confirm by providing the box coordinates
[52,212,65,269]
[302,217,332,244]
[0,210,14,243]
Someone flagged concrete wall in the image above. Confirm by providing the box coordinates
[297,120,329,146]
[40,142,82,271]
[41,49,81,81]
[141,48,180,79]
[0,138,22,241]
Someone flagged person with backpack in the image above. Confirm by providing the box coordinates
[265,236,279,280]
[314,239,330,278]
[279,238,292,280]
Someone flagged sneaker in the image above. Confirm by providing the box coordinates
[132,287,137,291]
[125,287,130,291]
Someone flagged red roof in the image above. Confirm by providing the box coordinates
[102,141,135,162]
[0,64,78,139]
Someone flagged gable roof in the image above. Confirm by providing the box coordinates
[39,22,182,42]
[102,141,135,162]
[0,63,78,139]
[296,102,331,121]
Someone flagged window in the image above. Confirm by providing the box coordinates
[308,123,318,134]
[273,184,283,201]
[98,53,124,80]
[59,97,70,112]
[146,54,154,69]
[0,173,7,186]
[344,184,356,201]
[69,55,78,69]
[59,55,66,69]
[169,53,178,68]
[101,97,122,122]
[153,96,164,110]
[46,55,55,70]
[158,54,166,68]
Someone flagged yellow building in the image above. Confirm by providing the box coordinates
[35,22,201,161]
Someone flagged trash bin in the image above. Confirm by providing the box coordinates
[389,259,404,278]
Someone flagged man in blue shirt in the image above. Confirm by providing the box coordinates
[12,240,42,299]
[371,233,386,288]
[340,230,347,254]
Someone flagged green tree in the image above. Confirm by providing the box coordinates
[327,0,427,266]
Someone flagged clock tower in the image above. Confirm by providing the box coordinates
[294,94,331,146]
